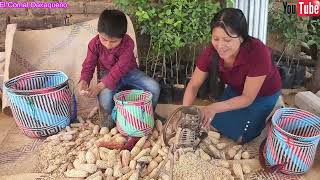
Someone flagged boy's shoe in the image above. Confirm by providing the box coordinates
[100,114,115,129]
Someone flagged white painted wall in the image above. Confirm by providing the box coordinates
[235,0,269,44]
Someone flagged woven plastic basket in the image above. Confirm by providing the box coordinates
[5,70,68,95]
[4,70,72,138]
[113,90,154,137]
[265,107,320,174]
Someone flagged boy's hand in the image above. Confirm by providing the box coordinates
[78,80,89,96]
[87,82,105,97]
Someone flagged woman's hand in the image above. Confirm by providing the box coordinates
[200,104,217,128]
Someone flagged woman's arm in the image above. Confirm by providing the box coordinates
[183,67,208,106]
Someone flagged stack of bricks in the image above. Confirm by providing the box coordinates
[0,0,115,51]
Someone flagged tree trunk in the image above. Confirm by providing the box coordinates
[309,51,320,93]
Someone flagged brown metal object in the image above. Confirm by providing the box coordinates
[162,106,207,148]
[160,106,207,179]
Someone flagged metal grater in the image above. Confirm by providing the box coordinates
[178,128,197,147]
[163,106,207,148]
[160,106,208,179]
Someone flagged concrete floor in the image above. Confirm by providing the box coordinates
[0,104,319,179]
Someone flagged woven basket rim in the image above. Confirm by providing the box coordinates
[5,84,71,97]
[4,70,68,92]
[113,89,152,105]
[271,107,320,140]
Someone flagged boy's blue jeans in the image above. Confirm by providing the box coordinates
[98,68,160,115]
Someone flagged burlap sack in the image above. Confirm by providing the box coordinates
[2,15,138,114]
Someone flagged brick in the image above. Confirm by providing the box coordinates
[50,1,84,14]
[0,18,8,31]
[45,15,67,27]
[84,2,115,14]
[0,8,28,16]
[29,7,50,15]
[9,15,65,30]
[0,9,6,15]
[66,14,99,25]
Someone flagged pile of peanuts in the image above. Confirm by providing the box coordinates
[173,152,233,180]
[37,115,170,180]
[167,130,253,180]
[37,112,254,180]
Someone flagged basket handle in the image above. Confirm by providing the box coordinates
[162,106,185,146]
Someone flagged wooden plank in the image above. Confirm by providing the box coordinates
[294,91,320,116]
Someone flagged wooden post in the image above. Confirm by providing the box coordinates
[295,91,320,116]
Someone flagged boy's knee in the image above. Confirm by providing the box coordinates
[149,79,160,94]
[138,77,160,95]
[153,81,160,94]
[150,83,160,101]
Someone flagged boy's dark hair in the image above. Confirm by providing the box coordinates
[98,9,127,38]
[210,8,249,41]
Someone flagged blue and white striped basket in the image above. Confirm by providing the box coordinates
[5,70,68,95]
[265,107,320,174]
[4,70,73,138]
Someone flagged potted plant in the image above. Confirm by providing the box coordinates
[172,50,185,103]
[268,0,319,89]
[114,0,221,103]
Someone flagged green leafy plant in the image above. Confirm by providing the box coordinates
[114,0,221,85]
[306,18,320,47]
[225,0,234,8]
[268,0,309,53]
[268,0,319,59]
[268,0,319,90]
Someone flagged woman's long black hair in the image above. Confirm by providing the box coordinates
[210,8,249,42]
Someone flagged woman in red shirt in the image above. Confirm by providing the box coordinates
[183,8,282,143]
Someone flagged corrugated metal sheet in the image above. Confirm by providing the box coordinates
[235,0,269,44]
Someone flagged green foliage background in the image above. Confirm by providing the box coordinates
[268,0,319,53]
[113,0,224,83]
